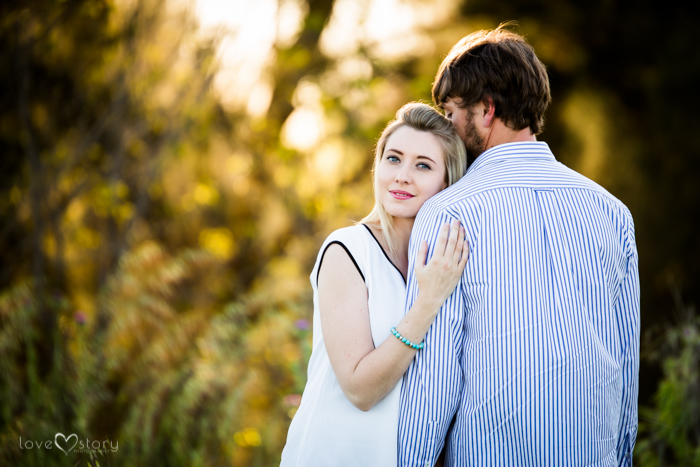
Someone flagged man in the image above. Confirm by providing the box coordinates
[398,25,640,466]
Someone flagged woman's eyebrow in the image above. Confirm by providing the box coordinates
[386,149,436,164]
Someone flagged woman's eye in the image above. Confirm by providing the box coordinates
[417,163,431,170]
[387,155,400,163]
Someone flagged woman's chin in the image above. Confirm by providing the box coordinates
[384,209,419,221]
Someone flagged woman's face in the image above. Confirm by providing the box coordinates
[377,125,448,220]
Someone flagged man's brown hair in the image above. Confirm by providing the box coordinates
[432,23,552,135]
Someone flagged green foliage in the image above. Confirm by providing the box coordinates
[1,0,316,464]
[636,296,700,466]
[0,244,312,466]
[95,243,312,466]
[0,281,81,466]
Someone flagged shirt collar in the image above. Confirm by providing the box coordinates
[467,141,556,174]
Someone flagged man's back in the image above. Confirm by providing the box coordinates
[399,142,639,466]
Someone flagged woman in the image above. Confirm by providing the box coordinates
[281,103,468,467]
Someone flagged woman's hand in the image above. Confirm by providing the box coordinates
[414,219,469,311]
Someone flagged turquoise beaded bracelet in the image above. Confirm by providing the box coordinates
[390,327,424,350]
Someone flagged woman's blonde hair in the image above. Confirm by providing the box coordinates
[359,102,467,258]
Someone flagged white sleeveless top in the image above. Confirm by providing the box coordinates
[280,224,407,467]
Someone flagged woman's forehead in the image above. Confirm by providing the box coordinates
[384,127,445,161]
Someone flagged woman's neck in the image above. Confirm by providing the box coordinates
[391,217,414,261]
[384,217,413,278]
[365,217,415,278]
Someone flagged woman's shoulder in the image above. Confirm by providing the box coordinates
[312,224,371,287]
[322,224,370,245]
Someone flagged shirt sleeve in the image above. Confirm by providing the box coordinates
[398,208,466,467]
[615,207,640,466]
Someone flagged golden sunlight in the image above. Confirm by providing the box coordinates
[194,0,279,112]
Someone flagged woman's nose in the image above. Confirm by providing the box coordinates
[395,167,411,184]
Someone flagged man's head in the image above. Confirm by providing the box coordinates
[433,24,551,161]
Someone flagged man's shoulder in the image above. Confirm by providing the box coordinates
[414,174,478,223]
[554,164,632,216]
[418,157,631,220]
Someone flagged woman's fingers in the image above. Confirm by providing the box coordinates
[415,240,428,271]
[452,226,465,264]
[459,238,470,270]
[434,222,450,256]
[414,220,470,310]
[444,219,461,260]
[432,220,463,262]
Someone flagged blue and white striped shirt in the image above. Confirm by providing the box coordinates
[398,142,639,467]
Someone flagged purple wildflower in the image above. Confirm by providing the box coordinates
[74,311,87,325]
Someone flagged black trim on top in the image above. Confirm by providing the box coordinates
[316,241,365,286]
[361,224,406,284]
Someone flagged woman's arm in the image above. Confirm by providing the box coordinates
[319,220,468,411]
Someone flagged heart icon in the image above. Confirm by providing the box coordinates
[54,433,78,455]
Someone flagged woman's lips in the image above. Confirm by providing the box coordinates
[390,190,415,200]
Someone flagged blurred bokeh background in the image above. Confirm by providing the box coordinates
[1,0,699,465]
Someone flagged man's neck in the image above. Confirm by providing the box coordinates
[484,120,536,152]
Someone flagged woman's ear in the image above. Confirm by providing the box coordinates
[482,96,496,128]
